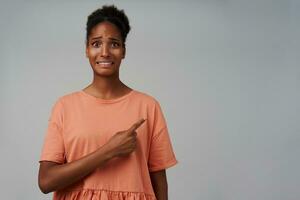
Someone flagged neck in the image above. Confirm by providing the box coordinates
[84,73,129,99]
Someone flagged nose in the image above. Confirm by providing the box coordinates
[100,43,110,57]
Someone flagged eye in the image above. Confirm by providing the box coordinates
[111,42,120,48]
[91,41,101,48]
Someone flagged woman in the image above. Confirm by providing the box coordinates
[38,5,178,200]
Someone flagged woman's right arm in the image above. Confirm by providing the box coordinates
[38,143,113,194]
[38,118,145,194]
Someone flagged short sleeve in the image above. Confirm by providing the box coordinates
[148,100,178,172]
[39,99,65,164]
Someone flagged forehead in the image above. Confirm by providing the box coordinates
[89,21,122,40]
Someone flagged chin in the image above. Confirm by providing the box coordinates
[93,69,119,77]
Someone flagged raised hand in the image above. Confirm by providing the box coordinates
[105,119,146,157]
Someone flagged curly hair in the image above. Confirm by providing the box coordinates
[86,5,131,44]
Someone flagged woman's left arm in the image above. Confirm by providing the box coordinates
[150,169,168,200]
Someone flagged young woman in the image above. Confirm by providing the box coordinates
[38,5,178,200]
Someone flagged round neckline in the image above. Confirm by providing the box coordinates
[79,89,135,104]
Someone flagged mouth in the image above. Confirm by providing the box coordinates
[95,61,114,67]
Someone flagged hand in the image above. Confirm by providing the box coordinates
[105,119,146,158]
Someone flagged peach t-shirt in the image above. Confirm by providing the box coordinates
[39,89,178,200]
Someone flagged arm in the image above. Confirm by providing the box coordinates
[38,144,113,194]
[38,118,145,194]
[150,169,168,200]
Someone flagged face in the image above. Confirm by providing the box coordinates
[86,21,125,77]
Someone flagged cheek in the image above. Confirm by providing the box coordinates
[87,49,98,59]
[115,50,125,59]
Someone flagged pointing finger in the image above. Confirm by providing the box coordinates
[128,118,146,133]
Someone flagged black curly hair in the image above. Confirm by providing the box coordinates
[86,5,131,45]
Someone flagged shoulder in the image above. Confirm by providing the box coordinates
[132,89,161,106]
[53,90,81,106]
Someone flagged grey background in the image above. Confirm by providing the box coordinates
[0,0,299,199]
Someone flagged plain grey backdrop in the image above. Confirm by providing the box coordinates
[0,0,299,199]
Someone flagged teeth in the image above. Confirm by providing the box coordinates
[96,61,112,64]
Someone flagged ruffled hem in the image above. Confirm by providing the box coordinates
[54,189,156,200]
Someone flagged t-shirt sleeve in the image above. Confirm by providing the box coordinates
[148,100,178,172]
[39,99,66,164]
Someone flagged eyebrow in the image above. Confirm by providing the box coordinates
[90,36,121,42]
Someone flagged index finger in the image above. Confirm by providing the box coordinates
[127,118,146,132]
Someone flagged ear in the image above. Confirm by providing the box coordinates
[85,40,88,58]
[122,46,126,59]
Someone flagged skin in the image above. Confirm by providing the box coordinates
[150,169,168,200]
[84,21,131,98]
[38,21,168,199]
